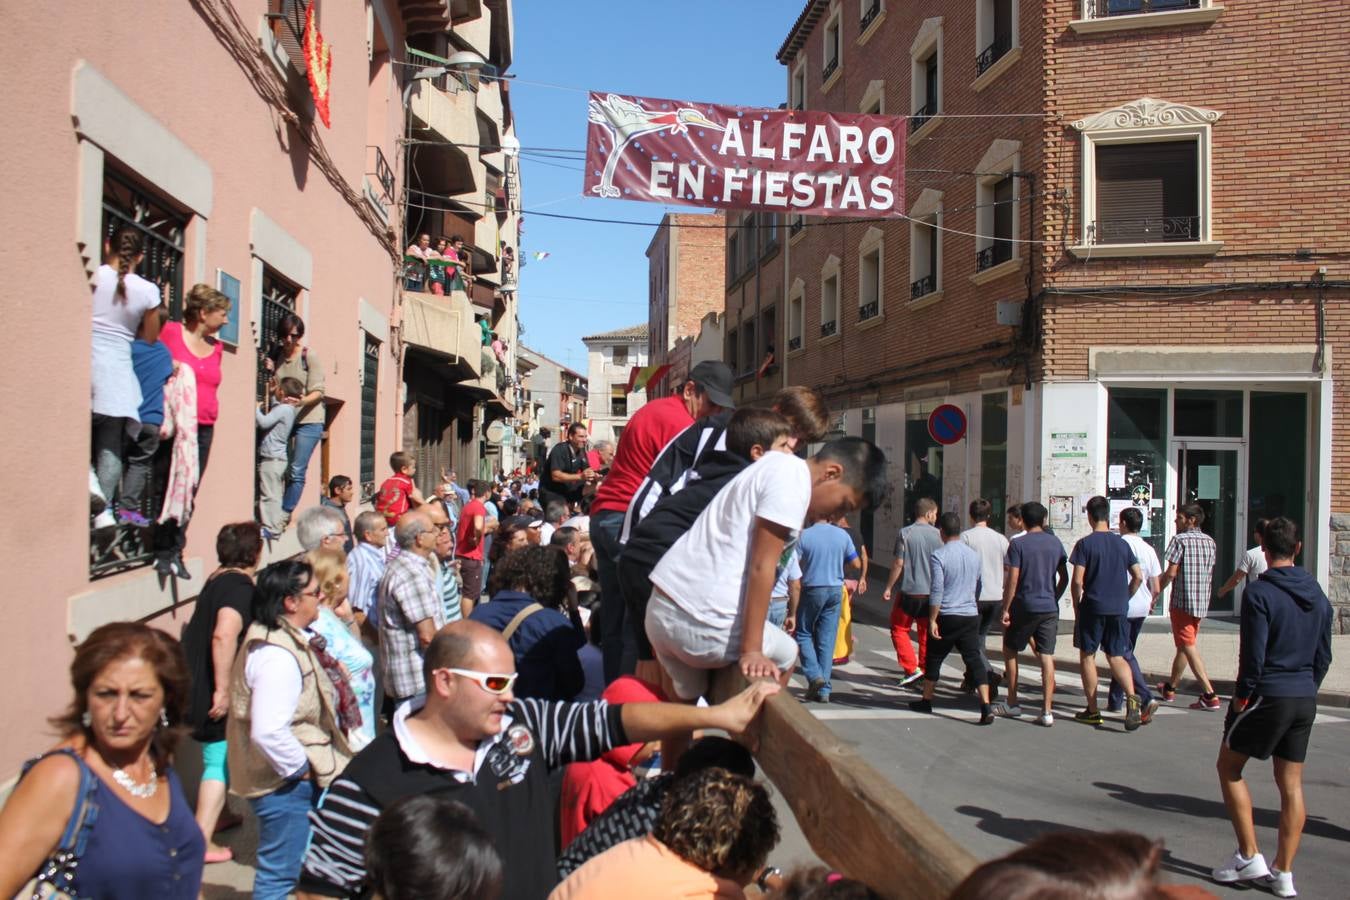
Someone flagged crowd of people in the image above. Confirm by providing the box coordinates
[49,341,1337,898]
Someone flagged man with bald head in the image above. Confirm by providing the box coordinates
[298,619,779,900]
[377,509,445,711]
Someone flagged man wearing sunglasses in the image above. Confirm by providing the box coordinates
[298,619,778,900]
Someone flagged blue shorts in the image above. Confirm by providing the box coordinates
[1076,610,1130,657]
[200,739,229,785]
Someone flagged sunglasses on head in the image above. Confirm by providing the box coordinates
[442,668,517,694]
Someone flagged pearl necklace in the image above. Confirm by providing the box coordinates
[111,765,158,799]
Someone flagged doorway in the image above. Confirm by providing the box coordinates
[1175,442,1244,614]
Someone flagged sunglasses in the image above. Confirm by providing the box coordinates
[441,668,518,695]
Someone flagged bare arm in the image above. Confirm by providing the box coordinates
[785,578,801,633]
[0,754,80,897]
[1070,565,1086,610]
[621,681,780,742]
[1002,567,1022,625]
[415,617,437,649]
[208,607,245,719]
[138,305,162,343]
[1218,566,1245,597]
[739,517,791,679]
[881,558,904,602]
[1054,560,1070,600]
[1158,561,1180,593]
[1127,563,1143,601]
[857,546,870,593]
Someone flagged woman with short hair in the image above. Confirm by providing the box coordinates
[0,622,204,897]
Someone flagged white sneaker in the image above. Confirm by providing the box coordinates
[1264,869,1296,898]
[1036,712,1054,727]
[1212,851,1270,883]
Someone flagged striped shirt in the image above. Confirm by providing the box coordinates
[346,542,386,628]
[1165,528,1217,617]
[299,697,625,898]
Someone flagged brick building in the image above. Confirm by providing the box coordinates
[646,212,727,396]
[772,0,1349,629]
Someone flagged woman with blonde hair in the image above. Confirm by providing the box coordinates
[307,546,377,749]
[155,283,230,578]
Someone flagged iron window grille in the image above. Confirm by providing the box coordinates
[910,101,936,134]
[822,56,839,82]
[975,242,1014,272]
[788,336,803,351]
[859,300,880,321]
[861,0,882,31]
[911,274,937,299]
[821,320,838,338]
[1088,0,1199,18]
[977,32,1012,75]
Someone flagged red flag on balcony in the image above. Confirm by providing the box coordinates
[302,1,332,128]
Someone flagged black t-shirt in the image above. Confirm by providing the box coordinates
[543,441,587,502]
[181,571,253,742]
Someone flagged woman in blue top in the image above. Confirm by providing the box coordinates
[307,546,377,750]
[0,622,204,898]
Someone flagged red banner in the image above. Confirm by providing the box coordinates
[584,93,905,218]
[303,1,332,128]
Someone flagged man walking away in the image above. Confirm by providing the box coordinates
[1068,496,1144,730]
[1158,503,1222,709]
[881,498,942,688]
[995,502,1066,726]
[795,518,861,703]
[1111,507,1161,718]
[909,513,994,725]
[961,499,1009,691]
[1212,518,1333,898]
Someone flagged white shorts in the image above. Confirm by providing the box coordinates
[644,587,799,701]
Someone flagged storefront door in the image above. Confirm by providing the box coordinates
[1175,442,1244,615]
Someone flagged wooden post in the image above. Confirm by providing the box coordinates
[711,668,977,899]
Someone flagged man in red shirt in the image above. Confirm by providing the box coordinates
[454,479,491,612]
[591,361,735,682]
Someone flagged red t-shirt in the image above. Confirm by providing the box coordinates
[591,396,693,515]
[455,498,488,560]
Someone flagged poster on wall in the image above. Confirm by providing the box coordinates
[1049,495,1074,531]
[1050,432,1088,458]
[215,270,241,347]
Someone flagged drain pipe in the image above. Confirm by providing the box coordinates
[1314,267,1327,374]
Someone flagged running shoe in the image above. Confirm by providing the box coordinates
[898,670,925,688]
[908,699,934,714]
[1157,681,1177,702]
[991,702,1022,718]
[1141,700,1160,725]
[1264,869,1297,898]
[1124,695,1142,731]
[1036,712,1054,727]
[1211,851,1270,884]
[1190,693,1222,711]
[816,692,831,705]
[117,509,151,528]
[1074,708,1104,725]
[804,678,825,702]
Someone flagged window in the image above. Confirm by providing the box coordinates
[975,0,1018,82]
[762,214,779,254]
[789,213,804,237]
[1071,98,1222,257]
[612,345,628,367]
[258,268,301,402]
[908,188,943,301]
[978,176,1015,271]
[861,0,883,33]
[725,229,739,284]
[726,327,739,373]
[102,168,187,318]
[762,306,777,368]
[909,18,943,139]
[823,11,841,83]
[360,334,379,495]
[973,139,1020,279]
[740,320,757,376]
[859,79,885,116]
[1071,0,1222,34]
[857,227,884,321]
[610,385,628,417]
[820,256,841,338]
[788,280,805,352]
[790,60,806,111]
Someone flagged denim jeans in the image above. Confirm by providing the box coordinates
[282,421,324,513]
[768,598,788,629]
[591,508,635,683]
[1108,617,1154,708]
[249,777,317,900]
[795,585,843,695]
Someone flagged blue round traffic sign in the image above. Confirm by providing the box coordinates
[928,404,967,445]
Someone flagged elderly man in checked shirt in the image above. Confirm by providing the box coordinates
[378,510,446,709]
[1157,502,1222,709]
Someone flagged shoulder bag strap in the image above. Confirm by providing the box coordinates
[18,748,101,894]
[500,603,545,642]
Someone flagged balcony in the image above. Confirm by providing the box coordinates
[1071,0,1220,32]
[975,241,1013,272]
[858,300,880,321]
[822,56,839,83]
[788,335,802,352]
[462,350,514,414]
[976,34,1012,76]
[909,102,936,134]
[407,79,484,200]
[397,0,452,35]
[911,274,937,300]
[820,320,837,339]
[860,0,882,31]
[1087,215,1201,245]
[401,288,483,381]
[1088,0,1201,16]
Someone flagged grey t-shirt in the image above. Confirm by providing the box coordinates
[895,522,942,596]
[255,403,297,460]
[930,540,983,617]
[961,525,1010,603]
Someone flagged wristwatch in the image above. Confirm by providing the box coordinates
[756,866,783,892]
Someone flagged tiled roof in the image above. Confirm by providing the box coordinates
[581,323,648,342]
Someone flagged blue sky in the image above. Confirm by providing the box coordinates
[510,1,792,370]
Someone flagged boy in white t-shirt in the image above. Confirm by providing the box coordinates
[1218,517,1269,602]
[1110,506,1163,718]
[645,436,887,709]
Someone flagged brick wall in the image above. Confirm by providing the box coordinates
[672,212,727,343]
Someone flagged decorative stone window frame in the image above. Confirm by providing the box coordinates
[859,79,885,115]
[908,188,944,309]
[821,5,843,94]
[971,139,1023,285]
[908,18,944,145]
[858,0,886,46]
[790,56,807,111]
[972,0,1021,92]
[857,227,886,327]
[820,255,842,343]
[1070,0,1224,35]
[250,208,315,347]
[1068,98,1224,259]
[787,277,806,355]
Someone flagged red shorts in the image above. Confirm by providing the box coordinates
[1169,608,1202,647]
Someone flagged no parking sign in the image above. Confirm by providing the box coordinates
[928,404,967,445]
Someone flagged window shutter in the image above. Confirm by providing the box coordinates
[1096,142,1198,243]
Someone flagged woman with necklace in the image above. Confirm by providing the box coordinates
[0,622,204,897]
[180,521,264,863]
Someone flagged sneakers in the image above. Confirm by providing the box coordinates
[1190,692,1222,711]
[1264,869,1297,898]
[1157,681,1177,702]
[1141,700,1160,726]
[899,670,925,688]
[1036,712,1054,727]
[1074,708,1104,726]
[816,691,831,704]
[1212,850,1270,884]
[978,705,995,726]
[117,509,151,528]
[805,678,826,702]
[172,555,191,580]
[908,699,934,714]
[1124,695,1142,732]
[991,702,1022,718]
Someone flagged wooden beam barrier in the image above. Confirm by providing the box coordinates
[710,668,977,899]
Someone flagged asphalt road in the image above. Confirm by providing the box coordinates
[809,592,1350,899]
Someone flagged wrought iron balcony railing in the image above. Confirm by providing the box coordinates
[822,56,839,82]
[820,319,838,338]
[976,33,1012,76]
[1087,0,1200,18]
[860,0,882,31]
[910,101,936,133]
[788,335,802,352]
[858,300,880,321]
[975,241,1014,272]
[1087,215,1200,245]
[911,274,937,299]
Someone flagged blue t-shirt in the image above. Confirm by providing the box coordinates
[1006,531,1066,614]
[1069,530,1136,616]
[798,522,858,588]
[132,339,174,426]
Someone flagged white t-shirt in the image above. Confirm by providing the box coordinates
[92,264,161,340]
[1237,545,1267,582]
[1122,533,1163,619]
[650,451,812,630]
[961,525,1010,602]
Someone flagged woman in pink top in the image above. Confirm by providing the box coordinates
[154,285,230,578]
